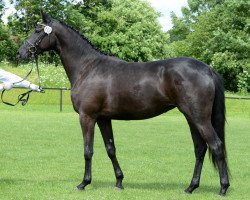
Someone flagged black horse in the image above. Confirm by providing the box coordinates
[17,12,230,195]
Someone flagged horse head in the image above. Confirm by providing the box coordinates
[17,11,57,60]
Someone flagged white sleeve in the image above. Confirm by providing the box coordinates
[0,69,30,88]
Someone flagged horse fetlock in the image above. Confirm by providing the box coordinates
[84,178,92,185]
[115,171,124,189]
[115,169,124,179]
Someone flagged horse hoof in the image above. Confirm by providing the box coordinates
[184,189,192,194]
[219,185,229,196]
[219,191,227,197]
[219,193,226,197]
[115,185,124,190]
[76,183,85,190]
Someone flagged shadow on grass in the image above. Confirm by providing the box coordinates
[0,177,76,186]
[0,178,220,194]
[92,179,219,194]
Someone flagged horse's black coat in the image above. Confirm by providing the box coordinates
[17,11,230,195]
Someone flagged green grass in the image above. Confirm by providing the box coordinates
[0,99,249,200]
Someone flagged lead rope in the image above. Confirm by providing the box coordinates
[35,55,44,92]
[1,53,44,106]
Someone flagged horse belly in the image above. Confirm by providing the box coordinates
[102,91,175,120]
[110,105,175,120]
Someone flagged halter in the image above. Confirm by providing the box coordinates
[25,23,53,55]
[1,23,52,106]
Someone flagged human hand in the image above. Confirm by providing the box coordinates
[3,82,13,90]
[30,84,42,92]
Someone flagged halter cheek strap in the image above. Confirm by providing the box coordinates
[25,22,53,55]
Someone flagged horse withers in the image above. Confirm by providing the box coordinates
[17,11,230,196]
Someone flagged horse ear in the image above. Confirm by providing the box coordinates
[40,10,51,23]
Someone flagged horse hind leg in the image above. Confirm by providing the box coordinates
[187,120,229,195]
[97,118,124,189]
[197,122,229,196]
[185,120,207,194]
[178,101,229,195]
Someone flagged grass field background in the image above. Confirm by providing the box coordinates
[0,94,249,199]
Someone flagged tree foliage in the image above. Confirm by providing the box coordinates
[169,0,250,92]
[0,0,18,62]
[0,23,18,61]
[66,0,170,61]
[0,0,4,21]
[4,0,169,62]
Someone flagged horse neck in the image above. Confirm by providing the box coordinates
[54,23,101,86]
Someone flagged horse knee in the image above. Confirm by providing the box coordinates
[84,148,93,160]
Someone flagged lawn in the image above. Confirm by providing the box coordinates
[0,98,249,200]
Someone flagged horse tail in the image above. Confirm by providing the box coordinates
[210,71,228,170]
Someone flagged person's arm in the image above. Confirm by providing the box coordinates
[0,69,41,91]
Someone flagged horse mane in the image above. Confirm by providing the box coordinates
[57,20,113,57]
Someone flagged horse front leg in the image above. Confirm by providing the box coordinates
[97,118,124,189]
[77,113,96,190]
